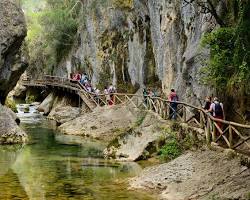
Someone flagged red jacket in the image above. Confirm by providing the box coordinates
[168,92,178,101]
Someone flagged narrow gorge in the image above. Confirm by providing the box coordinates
[0,0,249,199]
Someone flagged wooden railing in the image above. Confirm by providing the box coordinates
[21,75,250,154]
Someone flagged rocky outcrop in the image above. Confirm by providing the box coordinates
[59,105,141,143]
[37,93,55,115]
[0,104,27,144]
[0,0,28,104]
[130,149,250,200]
[48,106,81,124]
[104,112,168,161]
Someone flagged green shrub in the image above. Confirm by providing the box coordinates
[5,98,18,113]
[158,138,182,161]
[26,95,36,104]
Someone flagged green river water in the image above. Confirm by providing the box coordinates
[0,106,156,200]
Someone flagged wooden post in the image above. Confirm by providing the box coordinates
[183,106,186,122]
[212,121,216,142]
[166,103,169,119]
[229,125,233,148]
[200,111,205,128]
[206,117,211,144]
[163,102,166,119]
[160,100,164,117]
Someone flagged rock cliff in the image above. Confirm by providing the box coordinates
[25,0,248,121]
[41,0,215,107]
[0,0,28,104]
[0,0,28,144]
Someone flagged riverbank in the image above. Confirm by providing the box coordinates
[130,148,250,200]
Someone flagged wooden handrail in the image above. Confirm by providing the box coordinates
[21,75,250,152]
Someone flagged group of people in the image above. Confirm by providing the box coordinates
[71,72,92,91]
[143,87,225,126]
[70,72,116,105]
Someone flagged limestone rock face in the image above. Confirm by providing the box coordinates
[35,0,217,108]
[0,104,27,144]
[0,0,28,104]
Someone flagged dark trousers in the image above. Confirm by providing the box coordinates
[169,102,177,120]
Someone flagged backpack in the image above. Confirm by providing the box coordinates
[214,102,223,117]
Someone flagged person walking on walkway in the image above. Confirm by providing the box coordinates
[104,86,110,105]
[207,97,225,132]
[168,89,178,120]
[143,88,148,106]
[203,96,212,114]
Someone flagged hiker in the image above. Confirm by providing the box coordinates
[81,73,88,85]
[93,88,100,104]
[203,96,212,114]
[143,88,148,105]
[168,89,178,120]
[104,86,110,105]
[72,72,81,81]
[108,84,116,105]
[85,81,92,92]
[207,97,225,131]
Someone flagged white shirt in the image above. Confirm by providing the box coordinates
[210,101,223,117]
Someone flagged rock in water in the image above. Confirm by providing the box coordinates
[0,0,28,104]
[0,104,27,144]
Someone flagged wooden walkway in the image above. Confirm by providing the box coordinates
[21,75,250,154]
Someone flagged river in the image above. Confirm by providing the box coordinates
[0,104,156,200]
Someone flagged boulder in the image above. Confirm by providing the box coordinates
[0,104,27,144]
[59,105,141,143]
[105,112,168,161]
[37,93,55,115]
[48,106,81,124]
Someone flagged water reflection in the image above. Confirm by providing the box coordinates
[0,108,155,200]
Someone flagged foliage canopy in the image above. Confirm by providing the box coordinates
[23,0,79,74]
[200,0,250,96]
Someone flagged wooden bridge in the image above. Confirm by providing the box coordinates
[21,75,250,155]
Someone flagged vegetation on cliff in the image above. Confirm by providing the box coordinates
[22,0,78,74]
[200,0,250,120]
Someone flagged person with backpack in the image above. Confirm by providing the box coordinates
[168,89,178,120]
[108,84,116,105]
[207,97,225,131]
